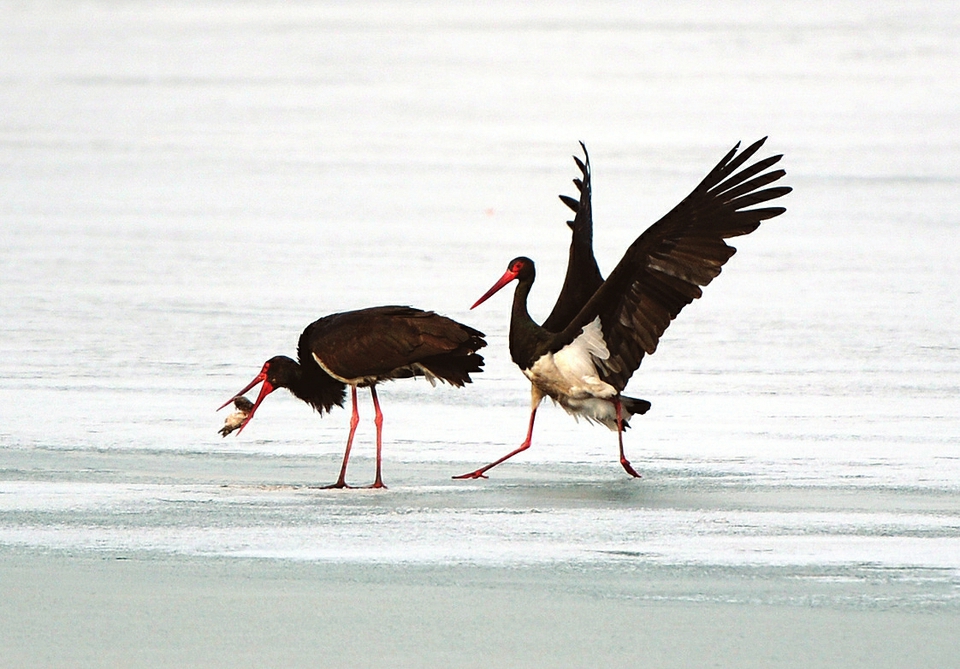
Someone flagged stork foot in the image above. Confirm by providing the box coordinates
[619,458,642,479]
[314,480,353,490]
[452,470,489,480]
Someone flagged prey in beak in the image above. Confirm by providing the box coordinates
[218,396,254,437]
[217,361,278,435]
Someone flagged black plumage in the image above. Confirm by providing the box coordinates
[457,138,790,480]
[222,306,485,488]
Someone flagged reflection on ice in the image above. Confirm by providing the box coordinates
[1,478,958,594]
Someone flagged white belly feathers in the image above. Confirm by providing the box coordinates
[523,318,623,429]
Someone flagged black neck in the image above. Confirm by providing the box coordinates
[509,277,552,370]
[288,359,347,414]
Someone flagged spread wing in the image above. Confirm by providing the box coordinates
[542,142,605,332]
[555,137,791,390]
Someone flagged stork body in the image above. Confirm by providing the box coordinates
[222,306,486,488]
[457,138,790,479]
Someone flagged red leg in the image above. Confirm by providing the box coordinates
[319,386,359,489]
[615,398,641,478]
[363,386,387,489]
[454,404,539,480]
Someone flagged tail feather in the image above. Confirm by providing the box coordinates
[621,395,651,416]
[617,395,651,430]
[419,352,485,387]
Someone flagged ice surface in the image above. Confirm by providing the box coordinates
[1,1,959,666]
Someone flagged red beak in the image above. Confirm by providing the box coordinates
[218,363,277,435]
[471,267,519,309]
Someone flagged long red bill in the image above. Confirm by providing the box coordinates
[218,363,277,434]
[236,378,275,434]
[218,368,266,411]
[471,267,519,309]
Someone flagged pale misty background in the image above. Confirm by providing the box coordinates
[1,2,958,667]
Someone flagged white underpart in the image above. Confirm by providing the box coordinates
[524,318,627,430]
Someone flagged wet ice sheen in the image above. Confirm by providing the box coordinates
[1,0,959,618]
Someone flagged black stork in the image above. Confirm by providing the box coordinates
[220,306,486,488]
[455,137,791,480]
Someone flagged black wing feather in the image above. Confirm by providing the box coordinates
[542,142,605,332]
[301,306,486,386]
[554,139,791,391]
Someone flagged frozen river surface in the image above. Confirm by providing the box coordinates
[1,1,959,666]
